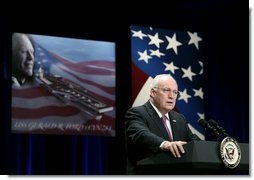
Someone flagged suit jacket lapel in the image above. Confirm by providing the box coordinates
[144,101,170,140]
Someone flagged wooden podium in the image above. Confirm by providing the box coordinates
[137,141,249,175]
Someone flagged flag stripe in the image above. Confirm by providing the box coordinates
[58,64,115,87]
[12,106,80,119]
[12,96,65,109]
[131,63,149,102]
[59,66,115,95]
[50,52,115,75]
[50,64,115,100]
[12,87,52,98]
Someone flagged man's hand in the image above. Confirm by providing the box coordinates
[162,141,187,158]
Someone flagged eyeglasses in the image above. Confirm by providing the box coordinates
[154,87,179,97]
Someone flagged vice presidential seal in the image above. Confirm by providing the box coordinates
[220,137,241,169]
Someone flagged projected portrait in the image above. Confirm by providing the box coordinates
[12,33,116,136]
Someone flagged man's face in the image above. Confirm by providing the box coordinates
[151,77,178,114]
[12,34,34,77]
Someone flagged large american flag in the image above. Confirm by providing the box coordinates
[12,34,116,136]
[130,25,205,139]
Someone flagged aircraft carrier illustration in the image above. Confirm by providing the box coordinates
[35,66,114,119]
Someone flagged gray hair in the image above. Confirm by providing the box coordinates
[12,33,33,51]
[150,74,176,89]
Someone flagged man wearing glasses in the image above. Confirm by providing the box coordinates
[125,74,200,174]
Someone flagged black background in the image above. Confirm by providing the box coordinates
[0,1,249,174]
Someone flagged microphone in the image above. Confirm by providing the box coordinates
[197,119,221,137]
[208,119,229,137]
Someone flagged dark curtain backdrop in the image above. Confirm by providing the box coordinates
[1,1,248,175]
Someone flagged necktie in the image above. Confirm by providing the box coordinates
[161,115,173,141]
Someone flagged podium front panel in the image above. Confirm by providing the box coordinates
[137,141,249,175]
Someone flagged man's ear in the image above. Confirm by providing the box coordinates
[150,88,156,98]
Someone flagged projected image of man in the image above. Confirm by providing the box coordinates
[12,33,35,87]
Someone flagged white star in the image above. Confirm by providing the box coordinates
[138,50,152,63]
[198,61,203,74]
[148,33,164,48]
[149,49,165,58]
[187,31,202,50]
[131,30,147,40]
[165,33,182,54]
[181,66,197,81]
[197,112,205,120]
[163,61,179,74]
[178,88,191,103]
[193,87,204,99]
[42,58,48,63]
[39,52,45,56]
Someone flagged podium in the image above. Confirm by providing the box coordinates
[137,141,249,175]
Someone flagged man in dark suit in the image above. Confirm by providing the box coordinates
[125,74,200,174]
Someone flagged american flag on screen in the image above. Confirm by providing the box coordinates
[12,34,116,136]
[130,25,205,139]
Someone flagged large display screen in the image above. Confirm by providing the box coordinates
[11,33,116,136]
